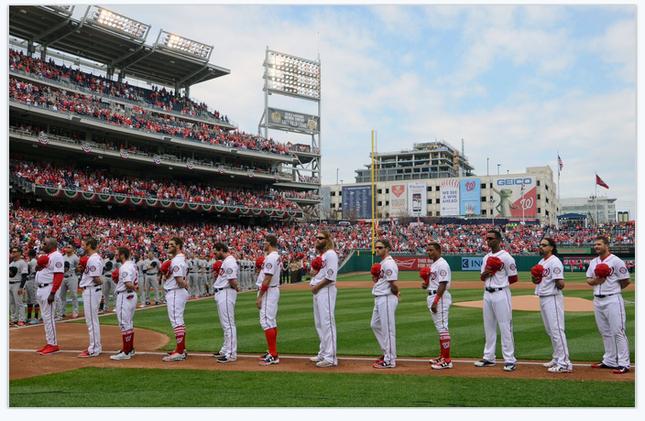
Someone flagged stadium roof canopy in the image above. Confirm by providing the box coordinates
[9,5,230,89]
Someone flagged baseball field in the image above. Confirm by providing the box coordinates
[9,271,635,407]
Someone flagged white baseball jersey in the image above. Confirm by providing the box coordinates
[79,253,104,288]
[116,260,138,293]
[213,255,238,289]
[310,250,339,287]
[372,256,398,296]
[481,250,517,288]
[534,255,564,296]
[9,259,28,283]
[262,252,281,287]
[426,257,451,291]
[586,254,629,296]
[35,250,64,285]
[165,254,188,289]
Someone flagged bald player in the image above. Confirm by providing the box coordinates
[586,236,631,374]
[35,237,65,355]
[111,247,138,360]
[78,236,104,358]
[257,235,282,366]
[162,237,190,362]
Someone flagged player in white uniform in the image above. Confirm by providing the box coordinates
[532,237,572,373]
[211,243,240,363]
[475,230,518,371]
[162,237,190,362]
[57,246,80,319]
[423,242,453,370]
[371,239,400,369]
[308,230,338,368]
[9,247,29,326]
[111,247,139,360]
[26,249,40,324]
[78,237,104,358]
[586,236,631,374]
[256,235,282,366]
[35,237,65,355]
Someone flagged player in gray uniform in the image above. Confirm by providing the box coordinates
[9,247,29,326]
[25,249,39,324]
[57,245,80,319]
[142,251,161,305]
[135,254,145,305]
[207,256,217,296]
[100,253,118,312]
[198,257,208,297]
[187,255,199,298]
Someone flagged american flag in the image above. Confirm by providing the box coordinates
[557,154,563,173]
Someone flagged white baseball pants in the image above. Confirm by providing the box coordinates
[116,291,137,332]
[427,291,451,334]
[36,284,57,345]
[482,288,516,364]
[259,287,280,330]
[539,294,572,369]
[371,294,398,366]
[594,294,630,368]
[166,288,189,328]
[214,288,237,358]
[313,285,337,365]
[82,286,103,354]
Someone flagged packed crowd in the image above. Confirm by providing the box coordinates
[9,206,635,265]
[11,160,301,211]
[9,77,292,155]
[9,49,229,124]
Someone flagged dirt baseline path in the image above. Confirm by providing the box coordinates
[10,324,633,382]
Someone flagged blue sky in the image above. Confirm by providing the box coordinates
[84,4,635,216]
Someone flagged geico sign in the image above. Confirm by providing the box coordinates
[496,178,533,186]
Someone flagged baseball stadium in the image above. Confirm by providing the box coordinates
[6,5,636,408]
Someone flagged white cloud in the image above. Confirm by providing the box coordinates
[587,18,636,83]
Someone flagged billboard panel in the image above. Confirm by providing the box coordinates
[267,107,320,134]
[342,186,372,220]
[440,178,460,216]
[407,183,427,217]
[492,176,537,218]
[460,177,481,216]
[389,184,407,217]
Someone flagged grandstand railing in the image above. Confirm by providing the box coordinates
[10,69,237,129]
[16,180,304,220]
[9,100,294,162]
[9,127,291,182]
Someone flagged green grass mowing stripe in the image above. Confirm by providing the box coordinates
[9,367,634,407]
[95,287,634,361]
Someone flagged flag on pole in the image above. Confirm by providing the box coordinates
[557,155,563,173]
[595,174,609,189]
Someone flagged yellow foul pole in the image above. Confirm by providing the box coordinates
[371,129,375,261]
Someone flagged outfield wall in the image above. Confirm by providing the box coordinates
[339,249,635,274]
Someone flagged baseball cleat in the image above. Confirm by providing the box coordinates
[431,360,453,370]
[217,355,237,363]
[591,362,616,369]
[372,361,396,369]
[16,321,26,326]
[258,352,270,361]
[38,344,61,355]
[162,351,187,362]
[78,350,101,358]
[474,359,496,367]
[548,365,572,373]
[428,356,443,365]
[316,360,335,368]
[374,354,385,364]
[72,312,79,318]
[36,344,48,353]
[259,354,279,366]
[503,363,517,372]
[543,360,556,368]
[110,351,131,361]
[612,366,630,374]
[212,352,222,358]
[28,319,40,325]
[309,356,323,363]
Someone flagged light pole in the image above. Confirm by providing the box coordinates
[336,168,339,185]
[497,163,501,176]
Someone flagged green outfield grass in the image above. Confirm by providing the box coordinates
[9,367,635,407]
[90,274,635,362]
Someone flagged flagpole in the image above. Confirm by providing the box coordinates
[371,129,375,264]
[594,174,598,226]
[556,152,560,229]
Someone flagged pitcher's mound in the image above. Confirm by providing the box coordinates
[454,295,594,312]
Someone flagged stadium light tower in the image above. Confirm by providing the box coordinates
[156,30,213,62]
[259,47,321,220]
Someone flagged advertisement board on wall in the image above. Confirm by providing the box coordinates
[342,186,372,220]
[492,176,537,218]
[440,178,460,216]
[389,184,407,217]
[459,177,481,216]
[407,183,427,217]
